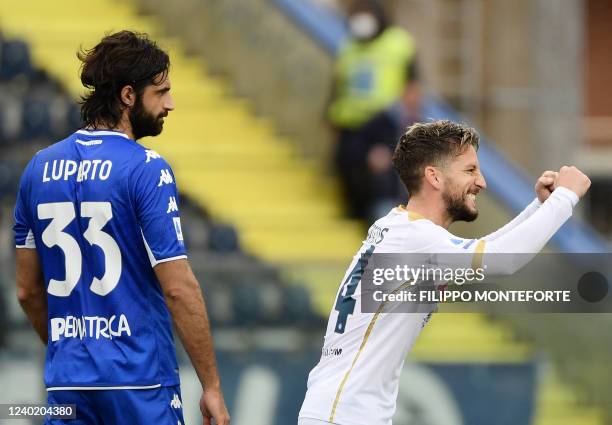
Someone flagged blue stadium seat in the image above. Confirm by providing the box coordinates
[66,101,82,133]
[232,284,262,325]
[205,286,235,327]
[0,90,23,143]
[0,38,32,80]
[208,224,240,252]
[281,285,316,325]
[0,161,19,198]
[257,283,284,325]
[20,96,52,140]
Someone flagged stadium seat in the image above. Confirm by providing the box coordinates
[0,88,23,143]
[256,282,284,325]
[0,161,19,196]
[65,101,82,134]
[282,285,316,325]
[205,286,235,327]
[208,223,241,253]
[0,283,7,348]
[231,284,263,326]
[0,38,32,80]
[20,96,52,140]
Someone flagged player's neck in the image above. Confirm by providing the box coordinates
[111,115,135,140]
[405,196,453,229]
[87,115,135,140]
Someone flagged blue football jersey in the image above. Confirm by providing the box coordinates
[14,129,187,389]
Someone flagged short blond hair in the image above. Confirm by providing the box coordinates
[392,120,480,195]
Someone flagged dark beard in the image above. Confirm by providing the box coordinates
[443,189,478,223]
[129,99,164,140]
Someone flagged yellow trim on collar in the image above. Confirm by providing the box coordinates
[471,240,487,269]
[397,205,425,221]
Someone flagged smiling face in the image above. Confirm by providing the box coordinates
[129,73,174,140]
[439,145,487,222]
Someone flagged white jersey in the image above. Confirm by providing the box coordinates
[299,188,578,425]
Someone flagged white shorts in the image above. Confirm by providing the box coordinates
[298,418,334,425]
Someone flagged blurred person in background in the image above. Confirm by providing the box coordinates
[346,83,421,223]
[13,30,229,425]
[328,0,421,221]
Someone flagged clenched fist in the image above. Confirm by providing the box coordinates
[555,166,591,198]
[535,170,558,203]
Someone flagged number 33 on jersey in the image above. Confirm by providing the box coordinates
[13,129,187,389]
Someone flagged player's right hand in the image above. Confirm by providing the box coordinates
[200,387,230,425]
[535,170,558,203]
[555,165,591,198]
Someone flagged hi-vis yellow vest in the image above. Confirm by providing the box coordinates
[328,27,416,129]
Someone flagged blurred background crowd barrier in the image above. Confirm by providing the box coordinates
[0,0,610,424]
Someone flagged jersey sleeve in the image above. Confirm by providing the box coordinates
[427,187,579,274]
[482,197,541,242]
[129,149,187,266]
[14,156,37,249]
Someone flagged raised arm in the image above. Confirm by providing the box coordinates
[155,258,230,425]
[482,166,589,256]
[434,166,590,274]
[482,170,557,242]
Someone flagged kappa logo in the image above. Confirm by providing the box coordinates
[145,149,161,163]
[170,393,182,409]
[167,196,178,213]
[158,169,174,187]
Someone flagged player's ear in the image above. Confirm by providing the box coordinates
[120,85,136,108]
[424,166,442,190]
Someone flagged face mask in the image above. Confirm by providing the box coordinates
[349,13,380,40]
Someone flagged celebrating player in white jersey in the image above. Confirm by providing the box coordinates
[298,120,591,425]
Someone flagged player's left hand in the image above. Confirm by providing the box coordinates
[535,170,558,203]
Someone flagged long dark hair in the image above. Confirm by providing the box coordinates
[78,30,170,129]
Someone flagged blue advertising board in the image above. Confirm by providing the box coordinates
[179,351,536,425]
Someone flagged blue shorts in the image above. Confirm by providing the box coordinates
[45,385,185,425]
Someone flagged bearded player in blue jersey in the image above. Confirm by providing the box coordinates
[13,31,230,425]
